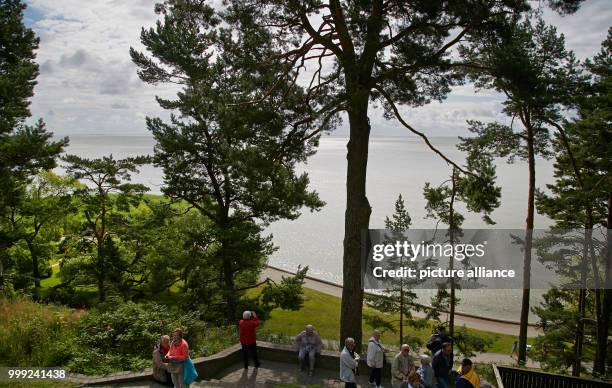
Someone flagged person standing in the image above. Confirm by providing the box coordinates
[426,325,453,355]
[340,337,360,388]
[432,342,453,388]
[391,344,414,388]
[239,310,261,369]
[510,341,518,359]
[418,354,435,388]
[367,330,385,388]
[295,324,323,375]
[165,329,189,388]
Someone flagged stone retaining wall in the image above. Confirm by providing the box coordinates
[74,341,392,386]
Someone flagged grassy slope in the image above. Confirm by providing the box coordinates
[260,288,533,354]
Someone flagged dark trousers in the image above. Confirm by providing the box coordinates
[345,383,357,388]
[369,367,382,385]
[436,375,449,388]
[241,343,260,368]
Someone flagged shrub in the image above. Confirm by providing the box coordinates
[68,300,238,374]
[0,297,82,367]
[0,297,239,375]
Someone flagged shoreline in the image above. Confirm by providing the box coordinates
[263,264,539,337]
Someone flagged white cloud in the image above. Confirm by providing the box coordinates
[23,0,612,137]
[25,0,176,135]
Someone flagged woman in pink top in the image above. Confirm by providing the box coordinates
[165,328,189,387]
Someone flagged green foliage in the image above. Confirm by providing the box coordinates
[2,172,76,294]
[0,125,68,296]
[459,14,584,163]
[0,0,39,133]
[365,195,432,345]
[532,30,611,378]
[0,1,67,296]
[70,301,239,374]
[131,2,322,320]
[452,325,495,358]
[0,297,239,375]
[531,288,583,373]
[458,12,583,365]
[260,266,308,312]
[61,155,149,302]
[422,165,499,331]
[0,297,82,367]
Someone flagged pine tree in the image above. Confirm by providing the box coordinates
[458,14,583,365]
[62,155,149,302]
[423,151,500,338]
[0,1,67,294]
[223,0,582,348]
[365,194,433,347]
[131,1,324,321]
[535,28,612,377]
[2,172,75,296]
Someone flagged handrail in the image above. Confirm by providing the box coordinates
[496,365,611,388]
[492,364,505,388]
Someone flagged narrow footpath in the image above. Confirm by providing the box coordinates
[262,266,540,337]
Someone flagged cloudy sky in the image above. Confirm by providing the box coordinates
[23,0,612,137]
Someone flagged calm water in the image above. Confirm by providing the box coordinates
[61,134,555,322]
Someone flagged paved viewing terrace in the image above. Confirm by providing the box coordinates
[74,342,394,387]
[105,360,386,387]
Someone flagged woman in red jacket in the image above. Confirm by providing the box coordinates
[239,310,261,369]
[165,328,189,387]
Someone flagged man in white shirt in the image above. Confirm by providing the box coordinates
[340,337,360,388]
[367,330,385,388]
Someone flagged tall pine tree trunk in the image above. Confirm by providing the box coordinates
[573,225,590,376]
[586,226,604,376]
[340,87,371,351]
[400,256,404,345]
[96,202,107,302]
[222,256,236,321]
[219,225,237,321]
[96,238,106,302]
[449,169,457,338]
[518,128,535,365]
[594,192,612,376]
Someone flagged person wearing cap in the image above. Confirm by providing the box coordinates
[239,310,261,369]
[295,324,323,375]
[454,358,480,388]
[391,344,414,388]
